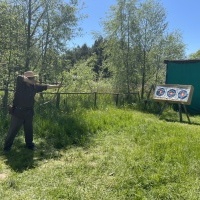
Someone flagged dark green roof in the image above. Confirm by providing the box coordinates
[164,59,200,64]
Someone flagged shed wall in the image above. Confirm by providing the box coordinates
[165,60,200,114]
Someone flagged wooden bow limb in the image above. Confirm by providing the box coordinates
[39,75,64,107]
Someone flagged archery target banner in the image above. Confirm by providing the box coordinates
[153,84,194,105]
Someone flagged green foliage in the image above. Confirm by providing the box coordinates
[0,0,81,85]
[0,0,187,105]
[189,49,200,59]
[103,0,185,96]
[136,99,162,114]
[59,58,113,93]
[35,109,91,148]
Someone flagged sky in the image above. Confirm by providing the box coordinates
[69,0,200,56]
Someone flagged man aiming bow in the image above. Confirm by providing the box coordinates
[3,71,61,152]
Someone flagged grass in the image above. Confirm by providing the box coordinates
[1,106,200,199]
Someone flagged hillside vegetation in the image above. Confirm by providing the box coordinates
[1,107,200,199]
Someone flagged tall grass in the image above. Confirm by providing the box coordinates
[1,105,200,199]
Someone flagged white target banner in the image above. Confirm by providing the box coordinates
[153,84,194,105]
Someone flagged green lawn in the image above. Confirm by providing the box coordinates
[1,107,200,199]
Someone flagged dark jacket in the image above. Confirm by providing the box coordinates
[12,75,47,118]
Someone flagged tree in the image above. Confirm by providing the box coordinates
[6,0,81,77]
[146,31,185,87]
[0,2,26,112]
[136,0,168,99]
[103,0,185,98]
[103,0,138,93]
[91,36,108,78]
[189,50,200,59]
[0,0,82,113]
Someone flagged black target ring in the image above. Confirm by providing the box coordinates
[167,89,176,98]
[178,89,188,99]
[156,88,165,96]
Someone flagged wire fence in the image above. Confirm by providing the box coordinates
[37,91,140,109]
[0,89,140,114]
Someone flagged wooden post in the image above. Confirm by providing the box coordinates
[178,103,182,122]
[56,93,60,109]
[116,93,119,106]
[183,104,191,124]
[94,92,97,108]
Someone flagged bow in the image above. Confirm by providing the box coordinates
[39,74,64,107]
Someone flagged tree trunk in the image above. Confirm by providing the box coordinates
[141,50,146,99]
[25,0,32,70]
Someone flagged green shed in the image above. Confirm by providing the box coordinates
[164,59,200,114]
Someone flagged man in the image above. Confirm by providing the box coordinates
[3,71,61,152]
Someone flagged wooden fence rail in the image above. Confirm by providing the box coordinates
[0,89,140,111]
[39,91,140,108]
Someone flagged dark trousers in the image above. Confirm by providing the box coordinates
[4,114,34,150]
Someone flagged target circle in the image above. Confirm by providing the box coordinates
[178,90,188,99]
[167,89,176,98]
[156,88,165,96]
